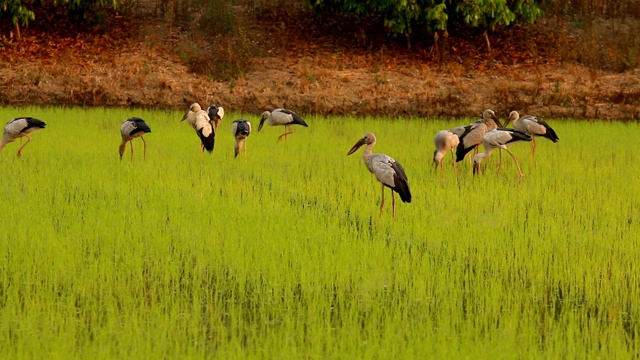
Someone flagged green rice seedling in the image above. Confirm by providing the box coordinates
[0,107,639,358]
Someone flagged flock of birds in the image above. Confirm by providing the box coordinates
[0,105,558,218]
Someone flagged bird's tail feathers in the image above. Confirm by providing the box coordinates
[394,179,412,203]
[544,127,559,142]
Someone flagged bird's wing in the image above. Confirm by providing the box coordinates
[195,111,213,137]
[120,120,135,136]
[459,122,486,148]
[231,121,238,136]
[246,121,252,133]
[217,107,225,119]
[369,154,400,187]
[4,118,27,135]
[269,110,293,125]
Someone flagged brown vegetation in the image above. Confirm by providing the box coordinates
[0,0,639,119]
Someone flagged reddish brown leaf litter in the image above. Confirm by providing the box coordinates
[0,11,639,120]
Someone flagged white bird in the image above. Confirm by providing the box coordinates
[119,117,151,160]
[347,132,411,218]
[504,111,559,155]
[181,103,215,153]
[258,109,308,141]
[207,104,225,135]
[473,128,532,178]
[1,117,46,157]
[433,129,460,173]
[455,109,503,162]
[231,119,252,158]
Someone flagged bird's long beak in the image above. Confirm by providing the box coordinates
[347,138,366,155]
[181,112,188,122]
[258,118,265,132]
[492,114,503,128]
[503,116,511,127]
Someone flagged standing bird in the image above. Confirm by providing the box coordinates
[1,117,46,157]
[455,109,503,162]
[181,103,215,153]
[119,117,151,160]
[473,128,532,178]
[347,132,411,218]
[231,119,252,158]
[433,129,460,173]
[504,111,559,155]
[207,104,225,135]
[258,109,308,141]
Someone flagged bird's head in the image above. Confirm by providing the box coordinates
[504,111,519,127]
[483,109,502,127]
[472,153,483,175]
[119,143,126,160]
[257,111,270,132]
[347,132,376,155]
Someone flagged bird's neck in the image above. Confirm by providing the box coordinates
[362,142,375,157]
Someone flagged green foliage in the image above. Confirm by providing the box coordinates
[1,0,35,26]
[309,0,544,40]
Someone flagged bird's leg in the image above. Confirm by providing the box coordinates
[379,183,385,217]
[277,125,294,142]
[130,139,135,160]
[392,190,397,219]
[505,149,524,178]
[451,151,458,176]
[16,135,32,158]
[141,136,147,160]
[496,149,503,177]
[243,140,248,159]
[531,136,536,156]
[201,143,205,154]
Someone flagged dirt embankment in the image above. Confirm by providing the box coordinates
[1,13,639,120]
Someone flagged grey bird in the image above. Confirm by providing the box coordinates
[347,132,411,218]
[231,119,252,158]
[433,129,460,173]
[504,111,559,155]
[473,128,532,178]
[182,103,215,153]
[119,117,151,160]
[258,109,308,141]
[1,117,46,157]
[455,109,503,162]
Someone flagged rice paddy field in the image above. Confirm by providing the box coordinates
[1,106,639,358]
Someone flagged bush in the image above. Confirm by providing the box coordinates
[308,0,544,48]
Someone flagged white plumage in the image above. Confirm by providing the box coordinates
[119,117,151,160]
[258,109,308,141]
[433,129,460,173]
[347,132,411,218]
[505,111,559,155]
[473,128,532,178]
[181,103,215,153]
[1,117,46,157]
[231,119,252,158]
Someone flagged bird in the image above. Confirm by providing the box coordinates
[347,132,411,218]
[473,128,532,178]
[231,119,252,158]
[258,109,308,141]
[181,103,215,153]
[1,117,46,157]
[433,129,460,173]
[504,111,559,155]
[207,104,225,135]
[455,109,503,162]
[119,117,151,160]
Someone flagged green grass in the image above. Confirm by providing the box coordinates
[0,106,639,358]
